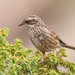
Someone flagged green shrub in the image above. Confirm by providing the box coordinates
[0,28,75,75]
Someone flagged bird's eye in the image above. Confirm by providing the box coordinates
[25,20,29,24]
[24,20,37,25]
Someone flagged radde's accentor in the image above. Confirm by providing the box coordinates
[19,15,75,55]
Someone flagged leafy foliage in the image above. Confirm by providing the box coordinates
[0,28,75,75]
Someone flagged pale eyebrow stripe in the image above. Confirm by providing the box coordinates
[27,17,38,20]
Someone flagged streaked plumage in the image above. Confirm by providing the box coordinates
[19,15,75,55]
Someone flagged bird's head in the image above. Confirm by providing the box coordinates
[19,15,42,28]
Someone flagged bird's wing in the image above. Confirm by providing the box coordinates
[43,26,65,44]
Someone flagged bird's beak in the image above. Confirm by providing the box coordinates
[18,23,23,26]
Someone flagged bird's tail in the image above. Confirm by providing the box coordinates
[62,44,75,50]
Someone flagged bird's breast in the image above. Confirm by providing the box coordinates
[28,28,43,49]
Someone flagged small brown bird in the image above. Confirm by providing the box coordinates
[19,15,75,55]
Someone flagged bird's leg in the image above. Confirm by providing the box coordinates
[42,52,45,55]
